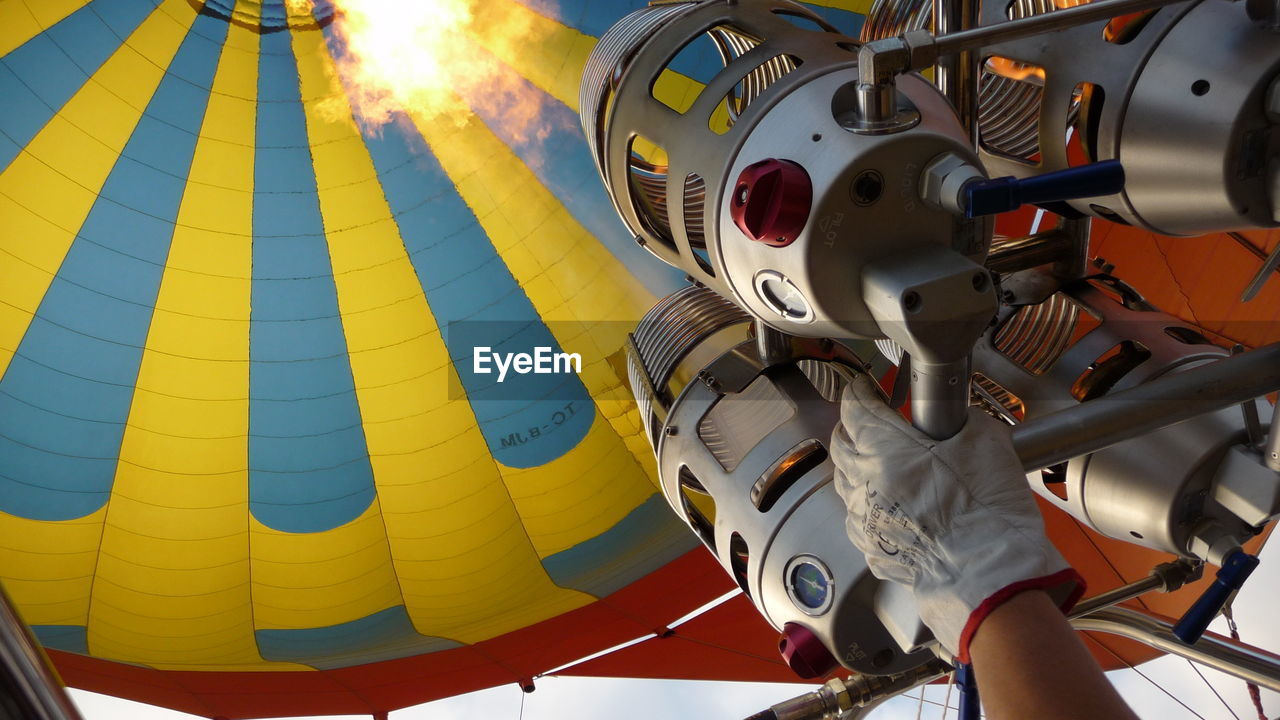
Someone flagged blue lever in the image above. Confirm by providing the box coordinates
[964,160,1126,218]
[956,662,981,720]
[1173,550,1259,644]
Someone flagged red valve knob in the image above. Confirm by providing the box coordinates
[778,622,837,679]
[730,159,813,247]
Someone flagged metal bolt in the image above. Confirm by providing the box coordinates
[664,425,679,436]
[902,290,922,313]
[850,170,885,206]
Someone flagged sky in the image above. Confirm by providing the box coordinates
[66,539,1280,720]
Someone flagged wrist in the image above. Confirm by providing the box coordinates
[954,567,1086,663]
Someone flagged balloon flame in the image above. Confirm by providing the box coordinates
[316,0,555,143]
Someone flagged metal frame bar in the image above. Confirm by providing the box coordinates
[1072,607,1280,693]
[1011,343,1280,471]
[930,0,1179,58]
[0,584,82,720]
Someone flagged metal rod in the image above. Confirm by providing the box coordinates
[1072,607,1280,693]
[1070,575,1166,618]
[1238,234,1280,303]
[911,355,972,440]
[1070,559,1201,617]
[1051,218,1092,281]
[931,0,1183,59]
[0,584,84,720]
[754,319,793,368]
[1265,399,1280,472]
[1011,343,1280,471]
[933,0,981,140]
[985,229,1077,274]
[746,660,952,720]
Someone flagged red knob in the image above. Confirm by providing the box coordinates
[729,159,813,247]
[778,622,837,679]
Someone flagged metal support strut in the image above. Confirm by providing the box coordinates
[0,584,83,720]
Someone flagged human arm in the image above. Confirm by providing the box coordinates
[831,374,1137,719]
[970,588,1139,720]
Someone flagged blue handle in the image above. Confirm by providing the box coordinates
[956,662,981,720]
[964,160,1126,218]
[1173,550,1259,644]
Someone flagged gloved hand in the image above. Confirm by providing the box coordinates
[832,374,1084,662]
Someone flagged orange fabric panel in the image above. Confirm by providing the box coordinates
[1093,228,1280,348]
[47,549,736,718]
[554,594,800,683]
[326,646,509,713]
[48,650,219,718]
[594,545,738,630]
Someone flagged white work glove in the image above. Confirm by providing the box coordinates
[832,374,1084,662]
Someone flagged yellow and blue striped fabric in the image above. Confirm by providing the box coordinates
[0,0,868,674]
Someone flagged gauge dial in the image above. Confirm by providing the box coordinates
[785,555,834,615]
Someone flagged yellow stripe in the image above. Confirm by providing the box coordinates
[273,29,597,642]
[0,0,207,640]
[0,0,196,378]
[467,0,712,119]
[84,19,296,672]
[462,1,723,151]
[0,0,92,57]
[468,0,593,111]
[0,509,105,626]
[407,96,663,553]
[248,504,404,632]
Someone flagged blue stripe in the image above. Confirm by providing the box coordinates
[542,494,697,597]
[802,5,867,35]
[321,27,596,470]
[255,605,460,670]
[458,51,682,299]
[0,0,160,173]
[0,13,226,522]
[31,625,88,655]
[521,0,864,42]
[248,30,376,534]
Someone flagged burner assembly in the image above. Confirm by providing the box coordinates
[581,0,1280,694]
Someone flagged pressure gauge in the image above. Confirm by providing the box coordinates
[785,555,834,615]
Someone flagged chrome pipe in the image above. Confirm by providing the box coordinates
[1265,402,1280,472]
[1071,576,1167,618]
[933,0,980,141]
[1070,560,1201,618]
[911,355,973,440]
[985,229,1078,274]
[932,0,1184,58]
[1011,343,1280,471]
[745,660,952,720]
[1072,607,1280,693]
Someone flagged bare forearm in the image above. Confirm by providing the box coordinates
[968,590,1139,720]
